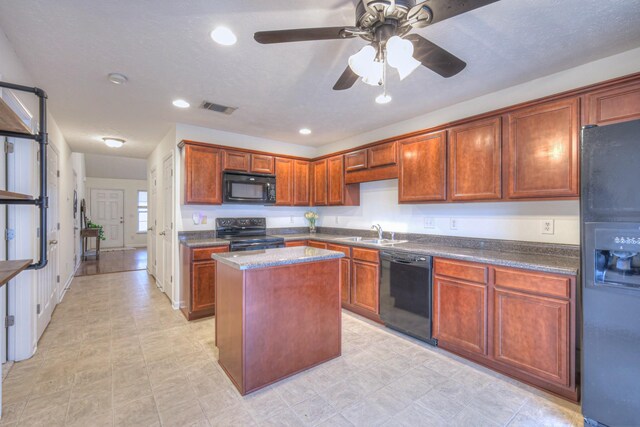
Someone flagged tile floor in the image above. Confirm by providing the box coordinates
[75,248,147,277]
[1,270,582,426]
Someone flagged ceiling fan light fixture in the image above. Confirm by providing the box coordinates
[386,36,420,80]
[361,60,384,86]
[103,137,125,148]
[348,45,377,77]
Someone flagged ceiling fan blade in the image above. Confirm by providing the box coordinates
[333,66,359,91]
[405,34,466,78]
[254,27,354,44]
[420,0,499,25]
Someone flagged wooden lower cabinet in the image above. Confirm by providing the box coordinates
[433,275,487,356]
[308,240,327,249]
[284,240,307,247]
[179,244,229,320]
[351,260,379,315]
[433,257,577,401]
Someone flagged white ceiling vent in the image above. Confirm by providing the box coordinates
[200,101,237,115]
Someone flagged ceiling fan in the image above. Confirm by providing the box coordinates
[254,0,498,98]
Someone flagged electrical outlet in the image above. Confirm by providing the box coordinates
[335,216,339,224]
[450,218,458,230]
[424,217,435,229]
[192,213,201,225]
[541,219,555,235]
[289,216,294,224]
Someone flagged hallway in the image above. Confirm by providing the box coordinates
[1,270,581,426]
[75,248,147,277]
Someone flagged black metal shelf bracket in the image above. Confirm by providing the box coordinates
[0,80,48,270]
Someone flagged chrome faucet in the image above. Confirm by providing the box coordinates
[371,224,383,240]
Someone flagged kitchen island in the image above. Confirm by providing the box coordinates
[213,246,344,395]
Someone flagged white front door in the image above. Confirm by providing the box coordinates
[162,156,173,301]
[36,146,59,339]
[149,168,157,278]
[90,188,124,248]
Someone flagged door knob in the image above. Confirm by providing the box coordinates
[148,227,154,231]
[49,239,58,245]
[159,231,166,236]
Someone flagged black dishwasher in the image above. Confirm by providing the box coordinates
[379,250,436,345]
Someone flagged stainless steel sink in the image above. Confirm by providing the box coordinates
[361,238,408,245]
[337,236,407,246]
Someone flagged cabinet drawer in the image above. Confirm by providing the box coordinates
[308,241,328,249]
[327,244,350,258]
[192,246,230,261]
[345,150,367,172]
[352,247,379,263]
[494,268,571,299]
[368,141,397,168]
[285,240,307,247]
[434,258,487,284]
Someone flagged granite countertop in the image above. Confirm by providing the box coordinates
[212,246,345,270]
[179,237,231,248]
[271,233,580,276]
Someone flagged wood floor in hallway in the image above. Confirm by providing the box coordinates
[75,248,147,277]
[1,270,582,426]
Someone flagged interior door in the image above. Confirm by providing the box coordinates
[149,168,157,277]
[36,146,59,339]
[90,188,124,248]
[162,156,174,301]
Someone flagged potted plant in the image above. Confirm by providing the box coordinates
[86,220,106,241]
[304,211,319,234]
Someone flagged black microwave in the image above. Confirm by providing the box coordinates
[223,172,276,205]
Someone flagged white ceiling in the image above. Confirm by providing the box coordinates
[84,154,147,180]
[0,0,639,158]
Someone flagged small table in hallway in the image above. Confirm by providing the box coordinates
[80,228,101,261]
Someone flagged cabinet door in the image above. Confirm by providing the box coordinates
[251,154,275,174]
[344,149,367,172]
[312,159,328,206]
[368,141,397,168]
[493,288,570,386]
[192,261,217,313]
[449,118,501,201]
[351,260,379,314]
[584,80,640,126]
[308,241,327,249]
[340,258,351,305]
[223,150,250,172]
[284,240,307,247]
[275,158,293,206]
[327,155,344,205]
[398,131,447,202]
[433,276,487,355]
[505,98,579,199]
[293,160,310,206]
[184,144,222,205]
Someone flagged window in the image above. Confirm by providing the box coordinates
[137,191,148,233]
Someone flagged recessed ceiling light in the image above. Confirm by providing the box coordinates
[172,99,190,108]
[299,128,312,135]
[103,137,125,148]
[210,27,237,46]
[375,94,392,104]
[107,73,128,85]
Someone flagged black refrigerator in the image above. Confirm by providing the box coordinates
[581,119,640,426]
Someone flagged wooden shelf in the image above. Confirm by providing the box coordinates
[0,190,33,200]
[0,96,32,135]
[0,259,32,287]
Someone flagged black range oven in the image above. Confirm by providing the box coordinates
[223,172,276,205]
[216,217,284,252]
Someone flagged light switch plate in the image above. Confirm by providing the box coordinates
[201,215,208,225]
[450,218,458,230]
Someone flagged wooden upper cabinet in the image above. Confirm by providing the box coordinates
[398,131,447,203]
[327,155,345,205]
[312,159,328,206]
[449,117,502,201]
[250,154,275,174]
[222,150,250,172]
[293,160,310,206]
[584,80,640,126]
[344,149,367,172]
[368,141,397,168]
[183,143,222,205]
[275,157,293,206]
[505,98,580,199]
